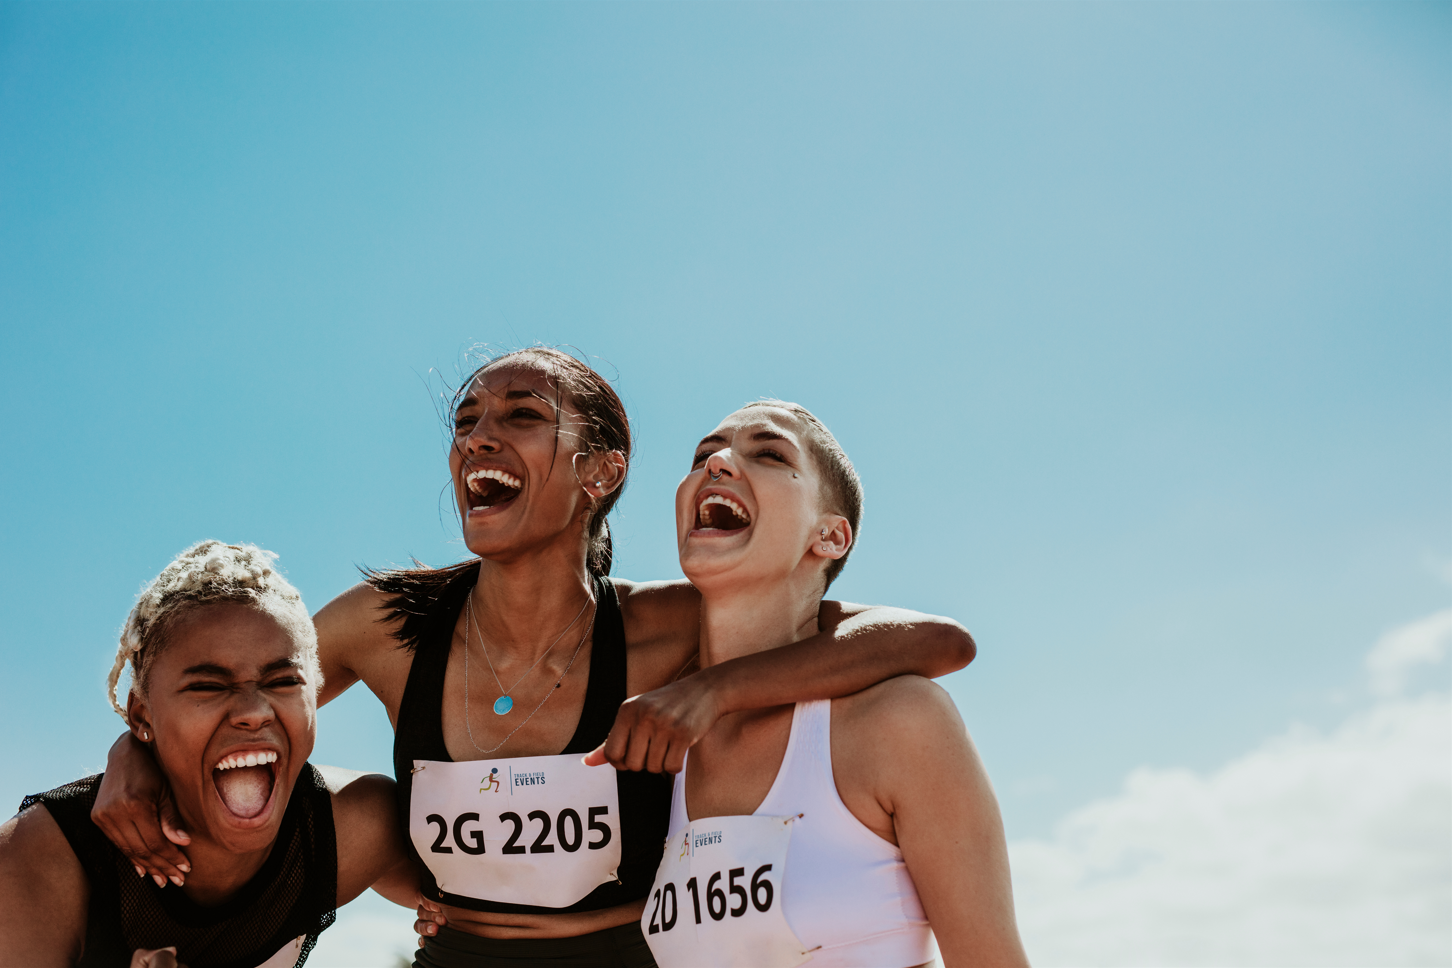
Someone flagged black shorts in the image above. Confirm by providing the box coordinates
[413,922,657,968]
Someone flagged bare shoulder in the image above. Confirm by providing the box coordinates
[0,805,88,966]
[614,578,700,690]
[315,582,396,649]
[314,582,410,707]
[833,674,964,735]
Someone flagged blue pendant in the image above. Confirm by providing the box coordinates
[493,695,514,716]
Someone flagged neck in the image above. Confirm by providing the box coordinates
[697,564,822,668]
[469,540,595,662]
[173,825,275,908]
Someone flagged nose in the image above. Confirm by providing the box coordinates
[464,414,501,457]
[703,449,736,481]
[228,685,275,731]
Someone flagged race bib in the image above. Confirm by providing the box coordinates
[410,754,621,908]
[643,814,809,968]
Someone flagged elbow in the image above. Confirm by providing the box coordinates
[935,618,976,674]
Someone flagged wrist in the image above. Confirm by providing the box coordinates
[693,662,734,719]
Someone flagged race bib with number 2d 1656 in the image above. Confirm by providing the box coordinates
[643,814,810,968]
[409,754,621,908]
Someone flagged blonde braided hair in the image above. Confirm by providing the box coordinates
[108,540,321,723]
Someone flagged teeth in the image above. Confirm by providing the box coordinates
[699,494,750,526]
[215,751,278,771]
[466,468,522,492]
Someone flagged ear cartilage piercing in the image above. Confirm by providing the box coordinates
[820,528,828,537]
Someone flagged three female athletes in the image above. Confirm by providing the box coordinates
[88,348,980,967]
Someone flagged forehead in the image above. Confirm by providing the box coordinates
[462,364,561,407]
[709,406,806,443]
[152,604,301,673]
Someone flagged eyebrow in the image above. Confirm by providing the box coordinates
[180,658,302,678]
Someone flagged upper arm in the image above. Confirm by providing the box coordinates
[841,679,1028,967]
[818,601,976,676]
[312,582,395,707]
[615,578,703,693]
[0,806,88,967]
[326,773,410,907]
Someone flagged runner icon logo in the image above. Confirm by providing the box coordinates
[479,768,501,794]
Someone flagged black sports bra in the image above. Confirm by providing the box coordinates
[385,563,672,914]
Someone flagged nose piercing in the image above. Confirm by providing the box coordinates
[709,469,722,481]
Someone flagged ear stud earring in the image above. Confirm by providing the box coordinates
[141,731,149,741]
[819,528,828,537]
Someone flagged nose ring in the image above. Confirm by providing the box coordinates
[709,469,722,481]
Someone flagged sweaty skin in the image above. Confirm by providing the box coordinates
[674,405,1030,968]
[0,604,413,967]
[95,363,976,942]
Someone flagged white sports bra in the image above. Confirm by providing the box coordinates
[664,699,935,967]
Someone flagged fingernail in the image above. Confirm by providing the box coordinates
[135,865,145,878]
[177,863,190,873]
[169,875,184,886]
[153,874,167,888]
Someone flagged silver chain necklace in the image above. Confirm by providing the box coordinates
[468,590,591,716]
[463,594,594,757]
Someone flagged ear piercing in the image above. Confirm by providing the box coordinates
[819,528,828,537]
[594,481,602,488]
[141,731,149,741]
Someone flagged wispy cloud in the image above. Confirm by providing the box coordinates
[1010,613,1452,967]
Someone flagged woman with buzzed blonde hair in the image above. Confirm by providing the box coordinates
[0,541,416,968]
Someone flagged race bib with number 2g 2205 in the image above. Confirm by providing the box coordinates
[409,754,621,908]
[643,814,809,968]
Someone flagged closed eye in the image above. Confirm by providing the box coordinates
[755,448,786,462]
[692,451,710,467]
[265,676,306,690]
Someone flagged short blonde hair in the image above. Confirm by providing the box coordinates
[107,541,321,723]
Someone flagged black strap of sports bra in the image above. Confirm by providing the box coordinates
[392,565,626,770]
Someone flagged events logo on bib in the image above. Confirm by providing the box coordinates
[678,831,690,861]
[479,768,501,794]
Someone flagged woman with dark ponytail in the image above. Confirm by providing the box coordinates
[92,347,977,967]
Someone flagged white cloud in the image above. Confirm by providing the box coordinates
[1368,609,1452,699]
[1010,615,1452,968]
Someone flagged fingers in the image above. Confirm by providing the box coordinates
[122,817,191,886]
[159,794,192,847]
[581,744,609,768]
[130,946,179,968]
[415,901,446,949]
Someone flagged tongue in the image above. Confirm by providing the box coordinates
[215,766,273,819]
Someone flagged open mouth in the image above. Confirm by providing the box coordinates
[695,493,751,533]
[465,468,522,513]
[212,750,279,821]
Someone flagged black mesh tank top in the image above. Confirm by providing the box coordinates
[388,563,672,914]
[21,765,337,968]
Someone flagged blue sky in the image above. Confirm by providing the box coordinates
[1,3,1447,962]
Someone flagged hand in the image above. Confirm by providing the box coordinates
[130,947,185,968]
[92,732,192,887]
[415,896,446,948]
[583,671,722,774]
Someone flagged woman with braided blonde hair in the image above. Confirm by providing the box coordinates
[0,541,417,968]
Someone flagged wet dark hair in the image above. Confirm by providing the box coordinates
[739,399,863,591]
[365,347,631,639]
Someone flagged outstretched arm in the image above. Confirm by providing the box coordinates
[323,767,416,909]
[589,599,975,772]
